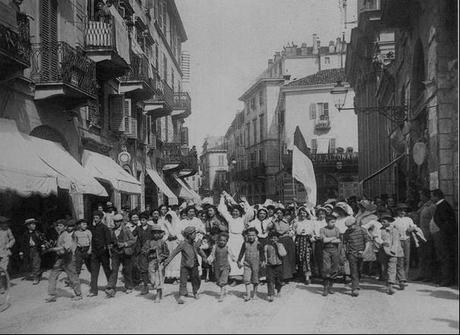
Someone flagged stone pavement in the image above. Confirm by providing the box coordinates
[0,269,458,334]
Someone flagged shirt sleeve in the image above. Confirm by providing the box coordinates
[164,241,184,266]
[218,196,233,223]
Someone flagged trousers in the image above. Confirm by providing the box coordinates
[347,253,362,290]
[383,254,404,284]
[322,246,339,279]
[108,252,133,290]
[75,247,91,275]
[179,265,201,296]
[48,254,81,296]
[432,231,458,284]
[25,247,41,280]
[266,264,283,296]
[400,239,410,280]
[90,250,112,294]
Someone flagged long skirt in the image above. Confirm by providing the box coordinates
[295,235,312,280]
[279,235,296,280]
[228,232,244,278]
[165,239,181,279]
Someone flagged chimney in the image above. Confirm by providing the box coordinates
[301,42,307,56]
[312,34,318,54]
[274,51,281,62]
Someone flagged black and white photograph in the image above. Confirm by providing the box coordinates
[0,0,458,333]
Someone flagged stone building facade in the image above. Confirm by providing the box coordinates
[346,0,458,209]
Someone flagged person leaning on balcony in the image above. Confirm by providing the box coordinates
[95,1,111,23]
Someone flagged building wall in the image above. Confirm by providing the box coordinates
[283,86,357,152]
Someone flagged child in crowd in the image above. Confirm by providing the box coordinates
[237,227,265,301]
[343,217,369,297]
[163,226,208,304]
[378,214,404,295]
[320,215,341,297]
[208,232,235,302]
[141,224,169,303]
[200,235,213,282]
[74,219,92,276]
[0,216,15,294]
[264,231,287,302]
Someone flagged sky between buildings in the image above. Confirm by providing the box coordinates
[175,0,357,152]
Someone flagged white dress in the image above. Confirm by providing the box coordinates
[217,199,248,277]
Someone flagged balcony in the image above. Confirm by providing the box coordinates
[162,142,198,175]
[31,42,97,108]
[0,12,31,79]
[84,15,130,79]
[171,92,191,119]
[120,52,155,101]
[143,76,174,118]
[315,116,331,131]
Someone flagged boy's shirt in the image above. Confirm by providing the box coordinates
[208,244,236,268]
[320,226,341,246]
[264,242,286,266]
[74,229,92,253]
[165,239,207,268]
[56,231,77,255]
[237,240,265,265]
[380,224,404,257]
[142,239,169,269]
[343,224,369,255]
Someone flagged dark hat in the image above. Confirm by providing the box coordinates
[266,205,276,211]
[66,219,76,227]
[379,214,395,223]
[75,219,87,226]
[139,212,149,220]
[54,218,67,226]
[257,207,268,216]
[25,218,38,225]
[182,226,197,238]
[0,216,10,223]
[92,210,104,218]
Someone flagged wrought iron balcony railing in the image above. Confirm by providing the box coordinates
[173,92,191,110]
[315,118,331,130]
[0,12,31,68]
[162,142,198,171]
[31,41,97,98]
[121,52,150,83]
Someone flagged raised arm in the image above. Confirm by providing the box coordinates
[163,242,184,267]
[218,195,233,223]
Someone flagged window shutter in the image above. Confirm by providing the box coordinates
[123,98,132,133]
[109,94,124,131]
[329,138,336,153]
[311,139,317,153]
[324,103,329,118]
[309,103,316,120]
[40,0,58,81]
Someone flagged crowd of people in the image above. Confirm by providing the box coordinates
[0,188,457,304]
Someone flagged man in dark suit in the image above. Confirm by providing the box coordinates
[431,189,458,286]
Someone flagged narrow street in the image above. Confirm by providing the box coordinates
[1,269,458,334]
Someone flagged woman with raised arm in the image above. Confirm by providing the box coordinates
[217,192,254,286]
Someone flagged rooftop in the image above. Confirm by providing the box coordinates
[285,68,345,87]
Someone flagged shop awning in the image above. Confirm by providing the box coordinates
[27,136,108,197]
[0,118,58,196]
[173,175,200,202]
[82,150,141,194]
[146,169,178,205]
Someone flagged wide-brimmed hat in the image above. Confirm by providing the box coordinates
[150,223,164,232]
[25,218,38,225]
[359,200,377,212]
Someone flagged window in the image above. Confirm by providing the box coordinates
[259,91,264,106]
[253,119,257,144]
[163,54,168,81]
[259,115,264,140]
[250,97,256,111]
[329,138,336,153]
[309,103,317,120]
[218,155,225,166]
[246,123,250,147]
[317,102,329,120]
[324,57,330,64]
[311,139,317,154]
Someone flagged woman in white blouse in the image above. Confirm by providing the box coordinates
[293,207,317,284]
[217,193,254,285]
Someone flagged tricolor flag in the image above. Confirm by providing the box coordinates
[292,126,317,206]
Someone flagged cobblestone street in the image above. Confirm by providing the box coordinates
[1,269,458,334]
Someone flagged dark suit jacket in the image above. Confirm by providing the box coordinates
[110,225,136,255]
[434,200,457,235]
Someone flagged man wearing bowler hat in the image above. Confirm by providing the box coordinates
[19,218,47,285]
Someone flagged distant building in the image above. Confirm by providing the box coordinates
[225,35,351,204]
[200,136,228,202]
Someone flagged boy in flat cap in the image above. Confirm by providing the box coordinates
[45,219,81,302]
[163,226,208,304]
[264,230,286,302]
[141,224,169,302]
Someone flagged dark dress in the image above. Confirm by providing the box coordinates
[269,219,295,280]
